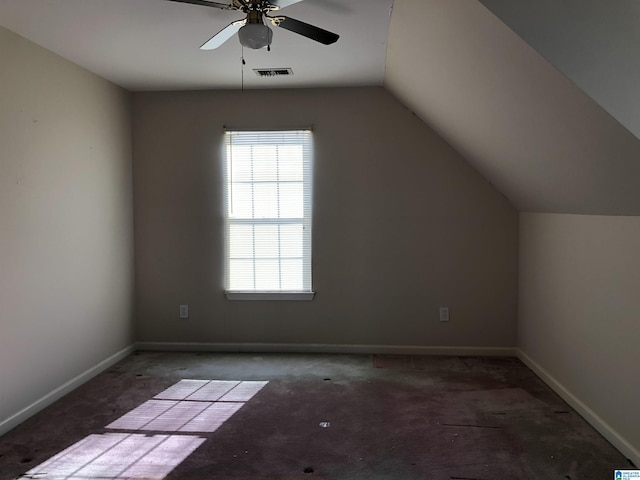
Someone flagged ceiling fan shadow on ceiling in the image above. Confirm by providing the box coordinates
[166,0,339,50]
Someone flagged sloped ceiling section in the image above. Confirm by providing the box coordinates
[385,0,640,215]
[480,0,640,142]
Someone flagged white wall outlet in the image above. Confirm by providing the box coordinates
[179,304,189,319]
[439,307,450,322]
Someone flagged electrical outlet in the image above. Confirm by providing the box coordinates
[179,304,189,319]
[439,307,449,322]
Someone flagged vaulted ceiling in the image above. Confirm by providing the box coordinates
[386,0,640,214]
[1,0,639,215]
[480,0,640,141]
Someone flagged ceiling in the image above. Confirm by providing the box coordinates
[385,0,640,215]
[0,0,393,91]
[2,0,639,215]
[479,0,640,146]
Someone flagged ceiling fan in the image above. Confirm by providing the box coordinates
[166,0,339,50]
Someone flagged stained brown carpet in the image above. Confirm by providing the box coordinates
[0,352,632,479]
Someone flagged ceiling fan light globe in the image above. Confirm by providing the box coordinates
[238,23,273,49]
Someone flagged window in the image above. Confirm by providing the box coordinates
[224,129,314,300]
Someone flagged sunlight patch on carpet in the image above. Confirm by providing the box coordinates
[23,433,204,480]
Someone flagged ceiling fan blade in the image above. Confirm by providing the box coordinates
[268,0,305,9]
[165,0,235,10]
[200,19,246,49]
[275,16,339,45]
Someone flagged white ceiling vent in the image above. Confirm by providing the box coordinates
[253,68,294,77]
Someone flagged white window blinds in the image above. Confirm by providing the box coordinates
[224,130,313,295]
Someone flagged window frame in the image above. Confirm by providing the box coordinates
[223,129,315,301]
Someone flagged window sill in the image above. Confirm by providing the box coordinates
[225,291,315,301]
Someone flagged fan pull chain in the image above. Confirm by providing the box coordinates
[241,45,245,92]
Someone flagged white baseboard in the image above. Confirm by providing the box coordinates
[516,348,640,468]
[136,341,517,357]
[0,344,136,437]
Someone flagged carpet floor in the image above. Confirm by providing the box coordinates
[0,352,632,479]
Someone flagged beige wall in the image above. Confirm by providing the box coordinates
[0,27,134,430]
[519,213,640,463]
[133,87,518,348]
